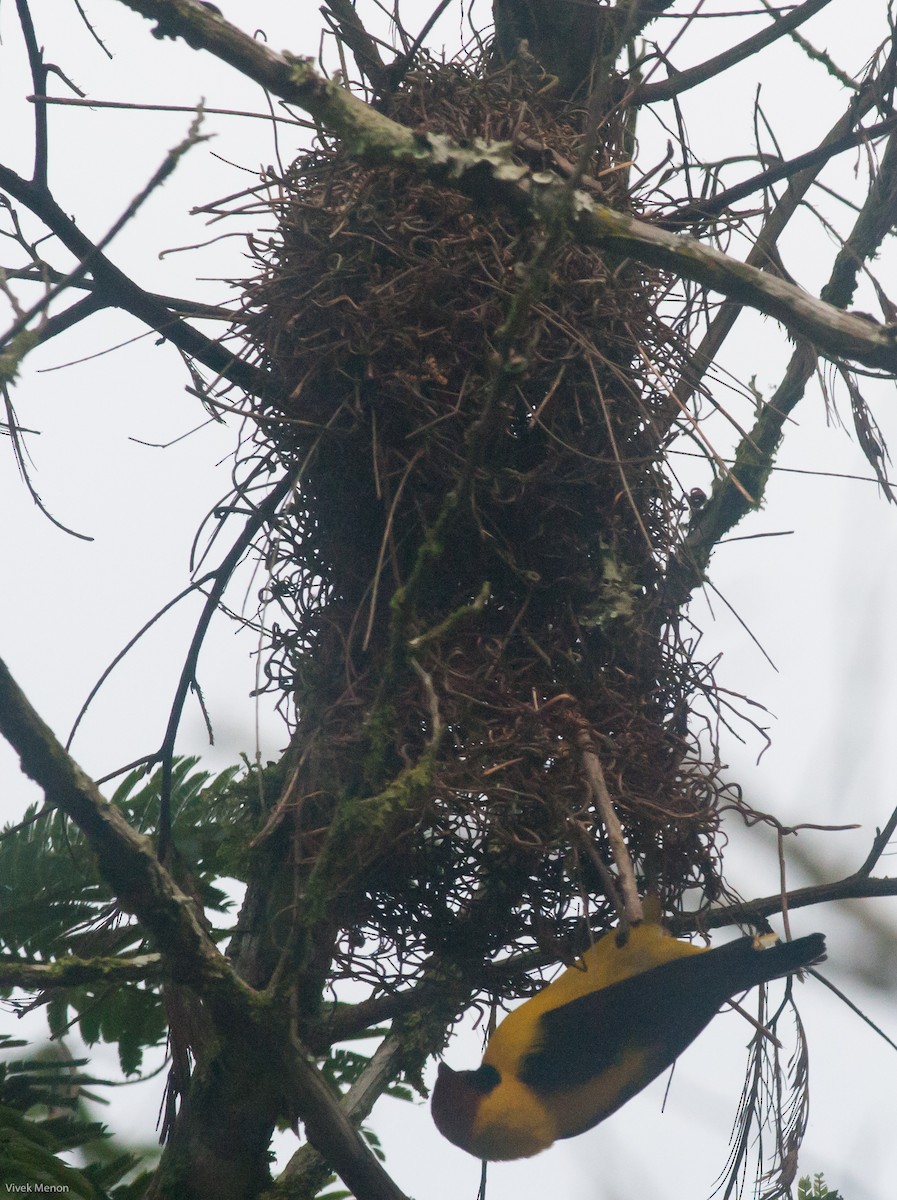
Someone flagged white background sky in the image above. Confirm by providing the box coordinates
[3,2,897,1197]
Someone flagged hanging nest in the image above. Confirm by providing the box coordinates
[237,53,729,996]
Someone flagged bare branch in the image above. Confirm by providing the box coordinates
[663,112,897,230]
[322,0,388,88]
[858,803,897,877]
[281,1034,407,1194]
[569,196,897,369]
[1,263,234,319]
[673,872,897,935]
[316,983,435,1044]
[14,0,49,188]
[0,654,412,1200]
[633,0,835,106]
[281,1041,411,1200]
[757,0,860,91]
[477,866,897,990]
[0,162,271,398]
[1,110,211,356]
[156,469,294,858]
[670,30,897,407]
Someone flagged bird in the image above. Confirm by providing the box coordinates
[431,919,826,1160]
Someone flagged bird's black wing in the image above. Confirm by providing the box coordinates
[520,932,824,1094]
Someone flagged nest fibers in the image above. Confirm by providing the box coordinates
[238,56,728,993]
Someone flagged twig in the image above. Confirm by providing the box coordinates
[0,162,271,398]
[669,40,897,408]
[666,127,897,603]
[1,264,233,319]
[387,0,454,91]
[756,0,859,91]
[568,817,627,924]
[14,0,49,189]
[663,113,897,229]
[857,802,897,877]
[671,872,897,935]
[29,92,313,126]
[0,108,210,357]
[809,967,897,1054]
[633,0,834,106]
[477,861,897,987]
[777,828,792,942]
[727,997,784,1049]
[410,659,442,748]
[66,573,218,751]
[321,0,388,88]
[363,449,423,652]
[156,469,295,859]
[571,717,644,926]
[316,983,434,1044]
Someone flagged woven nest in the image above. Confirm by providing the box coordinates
[238,56,728,994]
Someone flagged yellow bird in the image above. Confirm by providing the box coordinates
[431,921,825,1160]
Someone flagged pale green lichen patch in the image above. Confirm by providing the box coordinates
[0,329,39,386]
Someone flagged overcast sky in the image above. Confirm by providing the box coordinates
[3,2,897,1197]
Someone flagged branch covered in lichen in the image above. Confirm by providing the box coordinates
[0,953,163,989]
[665,128,897,604]
[116,0,897,374]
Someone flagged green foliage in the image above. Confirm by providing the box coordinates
[798,1174,845,1200]
[1,756,414,1189]
[46,984,168,1079]
[1,757,249,954]
[0,757,256,1073]
[0,1033,154,1197]
[107,755,254,901]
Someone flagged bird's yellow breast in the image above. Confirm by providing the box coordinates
[470,1045,654,1156]
[468,1075,556,1160]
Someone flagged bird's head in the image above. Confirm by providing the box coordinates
[431,1060,500,1155]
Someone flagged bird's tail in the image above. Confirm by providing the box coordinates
[711,930,826,993]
